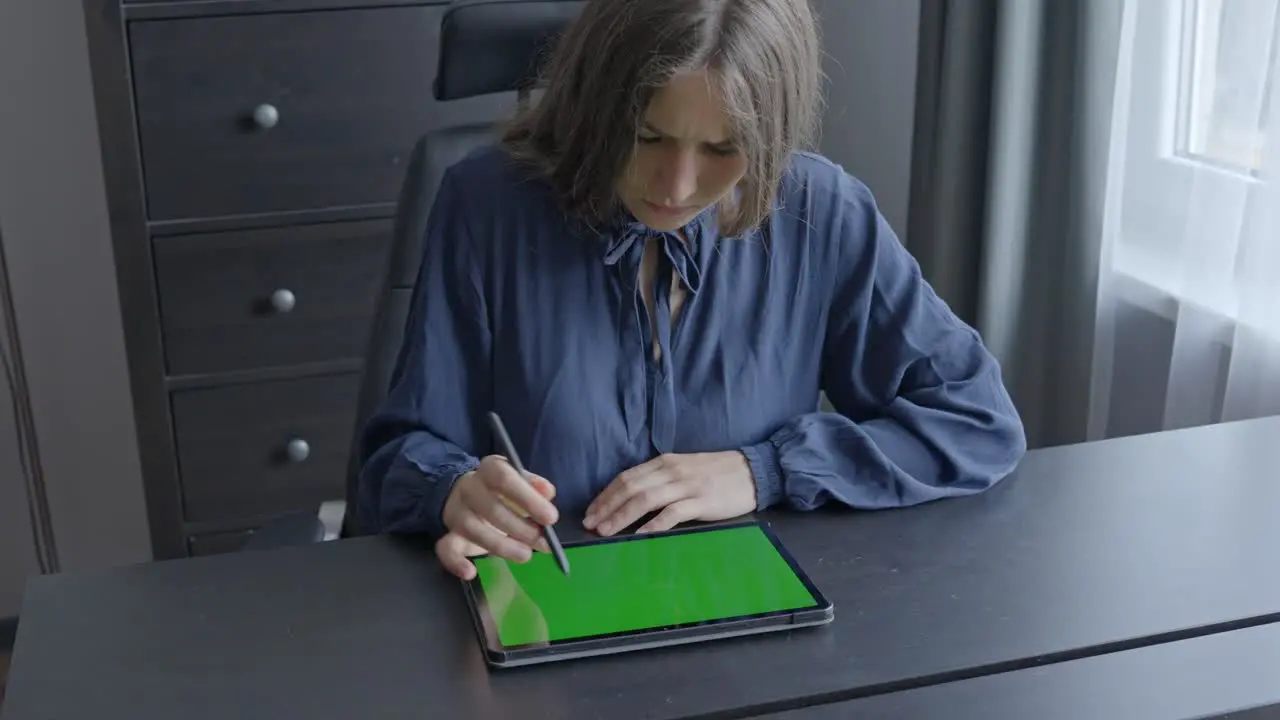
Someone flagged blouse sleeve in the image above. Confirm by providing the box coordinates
[740,172,1026,511]
[356,167,492,538]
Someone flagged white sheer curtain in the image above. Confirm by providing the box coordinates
[1090,0,1280,437]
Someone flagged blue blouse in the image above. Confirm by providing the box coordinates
[357,146,1026,538]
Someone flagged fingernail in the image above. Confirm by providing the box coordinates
[583,515,596,529]
[536,538,550,553]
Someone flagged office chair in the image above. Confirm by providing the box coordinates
[243,0,585,551]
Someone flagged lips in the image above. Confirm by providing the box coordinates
[644,200,693,217]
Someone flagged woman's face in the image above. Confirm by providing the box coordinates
[617,70,749,232]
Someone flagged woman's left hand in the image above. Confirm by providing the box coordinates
[583,451,757,536]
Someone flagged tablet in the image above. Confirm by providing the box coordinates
[462,519,833,668]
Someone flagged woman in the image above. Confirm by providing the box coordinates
[359,0,1026,580]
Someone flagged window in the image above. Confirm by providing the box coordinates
[1109,0,1278,322]
[1176,0,1277,175]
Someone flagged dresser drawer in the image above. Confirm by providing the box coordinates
[153,220,391,377]
[187,529,255,557]
[129,6,509,222]
[172,373,360,524]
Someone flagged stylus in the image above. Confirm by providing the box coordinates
[487,411,571,576]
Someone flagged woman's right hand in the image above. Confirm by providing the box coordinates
[437,455,559,580]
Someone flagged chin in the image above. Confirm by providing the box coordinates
[637,214,692,232]
[634,202,702,231]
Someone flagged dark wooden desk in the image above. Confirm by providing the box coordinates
[5,417,1280,720]
[764,623,1280,719]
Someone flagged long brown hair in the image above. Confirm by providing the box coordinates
[502,0,822,238]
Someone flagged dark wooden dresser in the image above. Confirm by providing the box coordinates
[83,0,514,559]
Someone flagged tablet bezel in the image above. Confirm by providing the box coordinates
[461,519,834,668]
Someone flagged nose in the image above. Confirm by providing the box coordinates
[653,146,699,205]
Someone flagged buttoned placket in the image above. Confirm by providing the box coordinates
[646,240,678,454]
[602,216,708,455]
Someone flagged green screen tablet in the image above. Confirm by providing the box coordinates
[462,520,833,667]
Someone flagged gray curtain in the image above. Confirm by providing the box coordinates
[906,0,1125,449]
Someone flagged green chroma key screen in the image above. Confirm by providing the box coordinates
[473,523,818,648]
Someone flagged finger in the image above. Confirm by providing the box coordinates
[587,456,664,518]
[637,498,701,534]
[499,475,556,517]
[596,480,691,537]
[436,534,480,580]
[530,475,557,500]
[482,495,551,552]
[585,456,668,529]
[457,515,534,564]
[457,535,488,557]
[483,462,559,526]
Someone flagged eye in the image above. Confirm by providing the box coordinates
[637,134,663,145]
[705,144,739,158]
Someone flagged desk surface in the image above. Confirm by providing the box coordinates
[6,417,1280,720]
[766,623,1280,719]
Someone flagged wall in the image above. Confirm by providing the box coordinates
[811,0,922,238]
[0,0,153,619]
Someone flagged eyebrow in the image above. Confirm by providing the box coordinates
[641,121,736,148]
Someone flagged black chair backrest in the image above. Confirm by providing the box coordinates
[341,0,585,538]
[436,0,586,101]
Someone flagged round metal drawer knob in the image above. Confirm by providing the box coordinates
[252,103,279,129]
[286,438,310,463]
[269,288,296,313]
